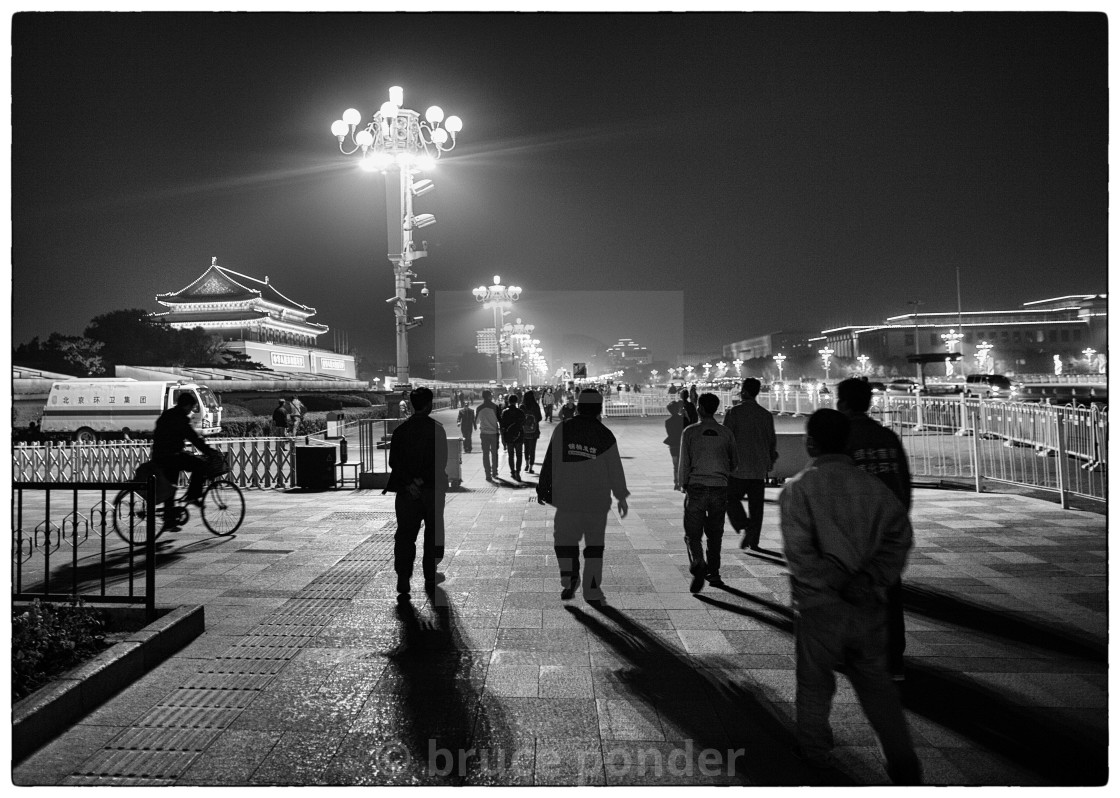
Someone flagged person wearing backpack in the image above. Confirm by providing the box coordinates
[521,390,543,474]
[500,394,527,481]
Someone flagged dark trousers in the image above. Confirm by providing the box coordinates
[795,601,921,783]
[886,578,906,674]
[460,428,474,452]
[683,485,727,577]
[394,488,446,583]
[480,434,500,478]
[726,476,765,547]
[553,509,607,599]
[156,453,208,524]
[506,440,523,476]
[523,437,538,469]
[544,404,554,422]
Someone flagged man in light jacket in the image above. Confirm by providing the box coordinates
[779,409,920,785]
[722,378,778,550]
[476,389,502,482]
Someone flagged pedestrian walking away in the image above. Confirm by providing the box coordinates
[663,409,685,490]
[678,392,738,592]
[521,390,543,473]
[386,387,447,598]
[779,408,921,785]
[557,394,577,422]
[836,377,912,681]
[500,393,527,481]
[456,402,477,453]
[536,389,629,606]
[722,378,778,551]
[476,390,502,481]
[669,389,699,428]
[272,399,290,438]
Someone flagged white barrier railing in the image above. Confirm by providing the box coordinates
[12,438,297,490]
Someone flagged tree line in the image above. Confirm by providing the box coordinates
[12,309,265,376]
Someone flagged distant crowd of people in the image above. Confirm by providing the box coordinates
[388,377,921,784]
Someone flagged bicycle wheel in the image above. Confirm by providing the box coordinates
[200,479,245,536]
[112,489,156,546]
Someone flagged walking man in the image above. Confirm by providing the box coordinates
[387,387,447,598]
[476,389,501,482]
[456,401,477,453]
[542,387,555,423]
[723,378,778,551]
[836,377,912,681]
[500,394,527,481]
[779,409,921,784]
[678,393,737,592]
[288,395,306,437]
[272,399,290,437]
[536,389,629,606]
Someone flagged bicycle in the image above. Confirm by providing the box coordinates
[112,454,245,544]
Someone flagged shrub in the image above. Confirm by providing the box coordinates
[12,599,108,701]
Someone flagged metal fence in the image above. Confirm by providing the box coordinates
[13,438,296,490]
[873,396,1107,506]
[12,479,158,619]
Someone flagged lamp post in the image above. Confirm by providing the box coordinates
[941,328,963,376]
[1083,348,1097,373]
[773,353,786,383]
[332,86,463,389]
[502,318,535,385]
[702,363,712,381]
[856,354,870,375]
[733,358,743,377]
[975,341,993,374]
[473,275,521,383]
[907,299,923,382]
[818,346,834,382]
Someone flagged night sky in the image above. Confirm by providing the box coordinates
[10,11,1108,370]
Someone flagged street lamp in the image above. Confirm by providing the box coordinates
[941,328,963,376]
[818,346,834,382]
[857,354,870,374]
[502,318,535,384]
[773,353,786,383]
[473,275,521,383]
[702,363,712,381]
[332,86,463,389]
[1083,348,1097,373]
[733,358,743,377]
[975,341,993,374]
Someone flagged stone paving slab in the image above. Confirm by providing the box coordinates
[12,410,1108,786]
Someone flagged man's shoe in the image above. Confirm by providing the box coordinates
[560,575,581,601]
[584,594,607,609]
[689,567,706,594]
[706,574,725,587]
[396,576,410,595]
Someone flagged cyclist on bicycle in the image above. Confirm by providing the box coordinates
[151,393,218,532]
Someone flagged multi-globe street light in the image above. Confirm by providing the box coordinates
[331,86,463,388]
[473,276,521,383]
[975,341,993,374]
[773,353,787,383]
[941,328,964,376]
[502,318,535,384]
[857,354,870,375]
[818,346,834,382]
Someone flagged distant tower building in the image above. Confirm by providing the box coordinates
[604,338,653,370]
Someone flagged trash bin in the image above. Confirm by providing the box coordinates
[326,411,345,439]
[295,446,336,490]
[446,437,462,489]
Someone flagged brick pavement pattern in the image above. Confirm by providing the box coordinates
[13,410,1107,786]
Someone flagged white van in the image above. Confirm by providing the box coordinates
[39,379,223,443]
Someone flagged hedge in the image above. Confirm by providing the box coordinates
[219,406,386,438]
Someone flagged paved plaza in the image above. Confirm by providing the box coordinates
[13,409,1108,786]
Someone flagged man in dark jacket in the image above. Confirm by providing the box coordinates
[152,393,217,532]
[387,386,447,597]
[536,390,629,605]
[836,377,912,680]
[500,394,527,481]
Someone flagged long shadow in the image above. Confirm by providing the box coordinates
[902,583,1106,661]
[378,590,518,785]
[899,659,1107,785]
[566,604,855,786]
[696,585,1106,784]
